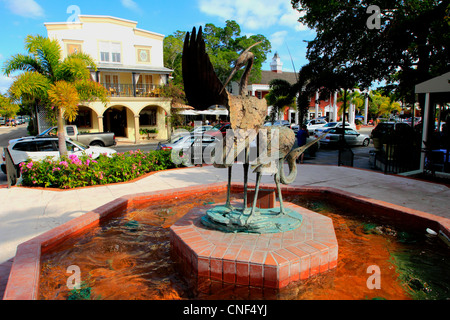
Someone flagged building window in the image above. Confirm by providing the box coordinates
[100,41,122,63]
[139,107,157,126]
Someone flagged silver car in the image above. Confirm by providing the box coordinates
[157,133,217,164]
[315,128,370,147]
[314,122,356,135]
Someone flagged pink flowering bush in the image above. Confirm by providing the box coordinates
[20,150,178,189]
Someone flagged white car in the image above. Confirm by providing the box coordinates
[305,118,328,134]
[315,128,370,147]
[1,136,117,175]
[314,122,356,135]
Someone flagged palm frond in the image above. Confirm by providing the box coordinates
[8,71,51,102]
[25,35,62,80]
[48,81,80,122]
[3,54,45,76]
[56,57,91,82]
[66,52,97,71]
[74,79,109,106]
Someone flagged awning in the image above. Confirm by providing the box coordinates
[179,110,198,115]
[172,103,194,110]
[197,110,229,116]
[178,109,229,116]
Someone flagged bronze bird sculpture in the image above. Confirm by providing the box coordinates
[182,26,267,210]
[182,26,322,231]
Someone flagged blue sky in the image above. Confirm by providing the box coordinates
[0,0,315,94]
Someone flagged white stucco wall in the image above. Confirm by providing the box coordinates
[45,16,165,68]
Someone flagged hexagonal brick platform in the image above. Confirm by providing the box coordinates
[170,201,338,289]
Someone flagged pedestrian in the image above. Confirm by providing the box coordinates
[296,124,309,164]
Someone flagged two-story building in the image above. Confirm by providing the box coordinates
[44,15,173,143]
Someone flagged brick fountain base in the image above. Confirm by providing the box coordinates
[170,190,339,289]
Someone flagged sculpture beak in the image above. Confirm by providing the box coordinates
[220,66,238,95]
[220,41,263,95]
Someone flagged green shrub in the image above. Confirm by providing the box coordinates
[20,150,179,189]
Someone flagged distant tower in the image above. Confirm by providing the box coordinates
[270,52,283,73]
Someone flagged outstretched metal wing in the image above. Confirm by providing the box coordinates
[182,26,229,110]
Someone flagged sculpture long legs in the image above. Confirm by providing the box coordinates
[249,172,262,216]
[243,146,250,208]
[275,171,286,215]
[226,166,232,209]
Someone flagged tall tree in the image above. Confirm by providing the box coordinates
[163,31,186,85]
[4,35,108,155]
[0,94,20,119]
[202,20,271,85]
[163,21,271,106]
[292,0,450,106]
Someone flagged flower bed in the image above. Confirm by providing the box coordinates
[19,150,179,189]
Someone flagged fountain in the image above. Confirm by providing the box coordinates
[169,27,339,289]
[3,181,450,300]
[3,26,449,300]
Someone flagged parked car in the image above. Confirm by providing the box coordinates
[172,125,217,139]
[6,119,17,127]
[314,122,356,135]
[157,133,217,164]
[370,121,415,150]
[315,128,370,147]
[205,122,231,138]
[1,136,117,176]
[15,116,25,125]
[39,125,116,147]
[157,133,217,150]
[0,117,5,125]
[305,118,328,134]
[273,120,291,127]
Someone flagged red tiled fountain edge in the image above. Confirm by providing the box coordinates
[170,201,339,289]
[3,182,450,300]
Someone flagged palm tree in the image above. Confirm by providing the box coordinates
[337,89,364,119]
[265,79,297,122]
[379,96,401,118]
[368,91,385,119]
[4,35,108,155]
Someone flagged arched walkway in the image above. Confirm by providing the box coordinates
[103,105,133,138]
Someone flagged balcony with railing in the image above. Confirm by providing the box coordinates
[102,83,162,98]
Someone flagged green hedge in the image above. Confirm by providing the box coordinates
[19,150,179,189]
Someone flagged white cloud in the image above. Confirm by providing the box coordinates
[279,8,308,31]
[1,0,44,19]
[0,75,13,95]
[121,0,140,12]
[198,0,306,31]
[270,31,288,47]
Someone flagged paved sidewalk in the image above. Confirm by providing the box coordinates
[1,164,449,298]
